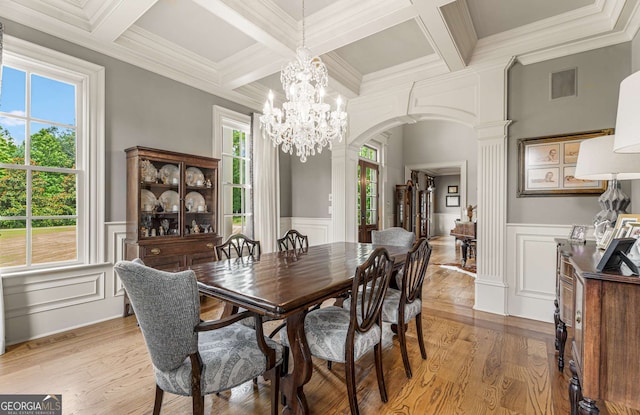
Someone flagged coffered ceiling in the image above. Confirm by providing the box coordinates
[0,0,638,111]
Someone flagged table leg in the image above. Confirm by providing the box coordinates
[281,312,312,415]
[460,239,469,267]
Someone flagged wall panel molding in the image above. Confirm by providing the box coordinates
[506,223,573,322]
[290,217,332,246]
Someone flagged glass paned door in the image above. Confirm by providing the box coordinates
[357,160,378,243]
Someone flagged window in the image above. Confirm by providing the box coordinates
[359,145,378,162]
[217,109,253,238]
[0,38,104,271]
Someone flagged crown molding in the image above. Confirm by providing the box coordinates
[1,0,92,31]
[323,52,362,98]
[470,0,625,65]
[360,54,448,95]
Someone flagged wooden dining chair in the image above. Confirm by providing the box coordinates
[281,247,394,415]
[113,259,282,415]
[277,229,309,252]
[215,233,261,259]
[372,227,416,289]
[380,237,432,378]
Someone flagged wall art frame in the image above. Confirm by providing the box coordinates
[517,128,612,197]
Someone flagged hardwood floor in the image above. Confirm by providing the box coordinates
[1,237,638,414]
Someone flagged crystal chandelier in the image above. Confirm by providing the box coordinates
[260,0,347,162]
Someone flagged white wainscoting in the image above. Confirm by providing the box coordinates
[281,217,333,246]
[2,222,127,345]
[506,223,574,323]
[433,213,459,236]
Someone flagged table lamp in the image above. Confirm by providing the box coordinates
[574,134,640,225]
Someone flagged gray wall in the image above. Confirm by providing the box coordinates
[508,43,632,224]
[402,120,477,207]
[434,175,461,214]
[291,149,331,218]
[3,18,254,223]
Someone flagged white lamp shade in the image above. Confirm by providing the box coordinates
[574,134,640,180]
[614,71,640,153]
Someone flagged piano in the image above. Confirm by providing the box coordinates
[450,221,477,267]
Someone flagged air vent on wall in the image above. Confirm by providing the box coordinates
[550,68,577,100]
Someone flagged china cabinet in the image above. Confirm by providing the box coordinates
[124,146,221,276]
[395,180,414,231]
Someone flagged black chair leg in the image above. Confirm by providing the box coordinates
[153,385,164,415]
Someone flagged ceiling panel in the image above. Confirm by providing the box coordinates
[466,0,595,38]
[135,0,257,62]
[333,19,434,75]
[271,0,341,20]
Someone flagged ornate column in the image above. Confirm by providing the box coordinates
[473,58,514,315]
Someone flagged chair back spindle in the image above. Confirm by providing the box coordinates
[216,233,261,259]
[277,229,309,252]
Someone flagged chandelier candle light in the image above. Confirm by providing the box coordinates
[260,0,347,162]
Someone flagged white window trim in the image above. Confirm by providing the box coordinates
[1,35,105,275]
[212,106,252,238]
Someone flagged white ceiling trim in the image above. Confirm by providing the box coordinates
[305,0,417,56]
[470,0,625,65]
[517,30,632,65]
[412,1,466,71]
[91,0,158,42]
[360,55,449,96]
[119,25,222,75]
[219,44,288,90]
[3,0,92,31]
[323,52,362,99]
[192,0,297,58]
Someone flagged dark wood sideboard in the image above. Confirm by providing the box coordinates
[554,239,640,414]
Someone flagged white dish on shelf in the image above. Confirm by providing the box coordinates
[186,167,205,187]
[159,190,180,212]
[159,164,180,185]
[140,189,157,212]
[185,192,206,212]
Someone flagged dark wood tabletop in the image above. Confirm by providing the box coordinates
[190,241,408,319]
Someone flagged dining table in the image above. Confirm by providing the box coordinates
[189,241,408,415]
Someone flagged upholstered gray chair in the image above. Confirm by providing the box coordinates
[114,259,282,415]
[380,238,432,378]
[371,227,415,248]
[372,227,416,288]
[281,247,394,415]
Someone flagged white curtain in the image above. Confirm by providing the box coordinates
[252,113,280,253]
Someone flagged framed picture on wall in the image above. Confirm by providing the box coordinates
[517,129,612,197]
[447,185,458,194]
[445,195,460,207]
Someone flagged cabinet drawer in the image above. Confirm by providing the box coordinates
[141,239,217,258]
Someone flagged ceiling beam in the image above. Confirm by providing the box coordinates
[192,0,297,57]
[91,0,159,42]
[219,0,415,94]
[411,0,468,72]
